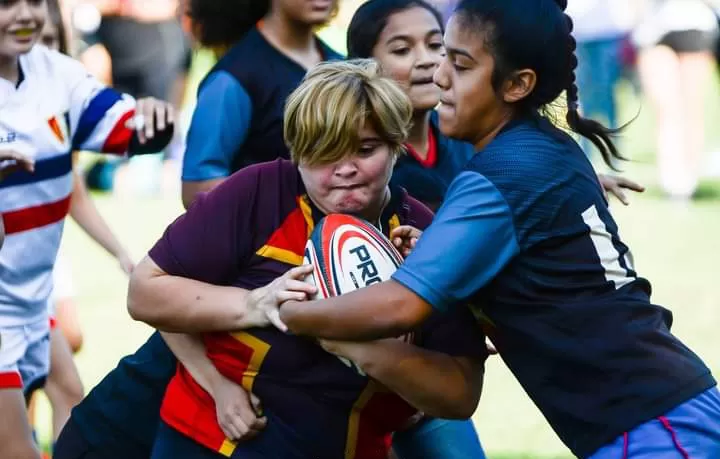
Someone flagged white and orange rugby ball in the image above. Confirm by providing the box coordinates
[303,214,403,300]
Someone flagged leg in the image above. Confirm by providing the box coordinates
[54,299,83,354]
[392,417,485,459]
[0,389,41,459]
[677,51,716,196]
[637,45,687,198]
[45,328,84,442]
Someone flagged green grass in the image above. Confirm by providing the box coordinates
[34,59,720,459]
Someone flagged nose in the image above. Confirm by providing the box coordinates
[415,45,437,70]
[15,1,35,22]
[434,58,451,90]
[333,158,358,178]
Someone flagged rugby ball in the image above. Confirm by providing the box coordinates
[303,214,403,300]
[303,214,404,375]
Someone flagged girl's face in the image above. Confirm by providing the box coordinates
[276,0,337,27]
[298,123,395,221]
[371,7,444,113]
[0,0,46,60]
[433,14,507,148]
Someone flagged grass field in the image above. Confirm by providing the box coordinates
[33,62,720,458]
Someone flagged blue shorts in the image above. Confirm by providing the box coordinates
[392,417,486,459]
[589,387,720,458]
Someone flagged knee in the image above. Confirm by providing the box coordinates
[63,330,83,354]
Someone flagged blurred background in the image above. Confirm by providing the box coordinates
[38,0,720,457]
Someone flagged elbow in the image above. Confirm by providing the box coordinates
[127,274,160,326]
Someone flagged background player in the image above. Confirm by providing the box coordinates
[179,0,341,208]
[0,1,174,457]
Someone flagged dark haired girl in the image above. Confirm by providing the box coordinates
[277,1,720,457]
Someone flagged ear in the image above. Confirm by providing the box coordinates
[502,69,536,104]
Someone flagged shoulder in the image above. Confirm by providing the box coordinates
[22,45,86,82]
[197,70,250,107]
[222,159,300,195]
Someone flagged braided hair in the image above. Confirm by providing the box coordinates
[455,0,626,169]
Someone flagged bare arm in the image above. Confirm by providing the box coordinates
[128,257,254,332]
[69,170,133,273]
[181,178,226,210]
[322,339,483,419]
[160,332,222,393]
[159,332,267,440]
[280,280,432,341]
[127,257,315,333]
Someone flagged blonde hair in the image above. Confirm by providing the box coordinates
[284,59,412,166]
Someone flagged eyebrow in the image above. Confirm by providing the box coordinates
[359,136,382,143]
[386,29,443,45]
[445,46,476,62]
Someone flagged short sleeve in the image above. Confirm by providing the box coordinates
[392,171,520,311]
[53,48,137,154]
[181,71,253,181]
[415,306,489,361]
[148,168,260,283]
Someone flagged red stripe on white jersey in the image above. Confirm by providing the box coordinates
[2,193,72,235]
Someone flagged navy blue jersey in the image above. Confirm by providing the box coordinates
[392,115,715,457]
[391,111,474,210]
[69,332,176,455]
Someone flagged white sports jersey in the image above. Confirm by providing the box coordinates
[0,45,137,327]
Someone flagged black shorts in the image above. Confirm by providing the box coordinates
[54,417,152,459]
[659,29,719,53]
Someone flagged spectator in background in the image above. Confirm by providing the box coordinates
[567,0,634,159]
[633,0,719,199]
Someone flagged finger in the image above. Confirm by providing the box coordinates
[250,393,264,416]
[134,102,147,144]
[283,279,317,295]
[165,103,176,125]
[143,99,156,140]
[390,225,415,239]
[285,264,314,280]
[154,102,167,132]
[227,417,251,441]
[220,417,243,441]
[613,188,629,206]
[266,307,288,332]
[275,290,309,304]
[616,177,645,192]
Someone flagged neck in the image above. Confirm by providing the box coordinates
[262,10,317,52]
[406,111,432,160]
[0,55,19,85]
[472,110,514,151]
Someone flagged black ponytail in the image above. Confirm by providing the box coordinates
[188,0,270,49]
[558,1,626,170]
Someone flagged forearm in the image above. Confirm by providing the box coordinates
[332,340,482,419]
[69,172,128,259]
[127,258,255,333]
[160,332,221,394]
[280,280,431,341]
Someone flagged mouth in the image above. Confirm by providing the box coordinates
[309,0,333,11]
[9,27,38,41]
[439,99,454,108]
[334,184,364,191]
[411,77,436,86]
